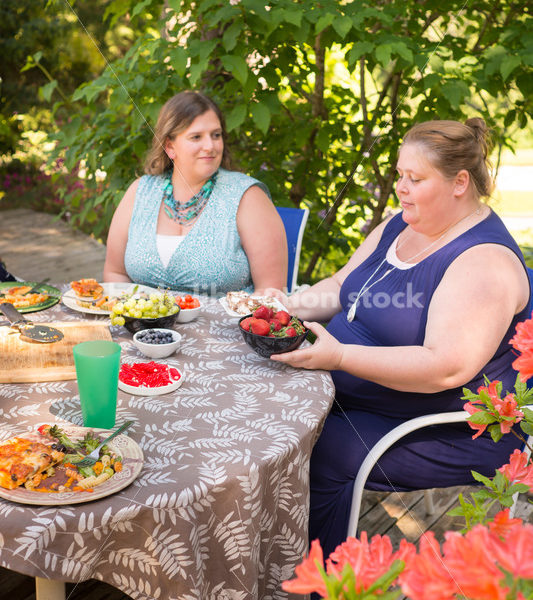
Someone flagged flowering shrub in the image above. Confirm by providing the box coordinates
[283,315,533,600]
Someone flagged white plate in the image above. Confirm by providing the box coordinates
[62,283,160,316]
[118,369,184,396]
[219,294,287,318]
[0,426,143,506]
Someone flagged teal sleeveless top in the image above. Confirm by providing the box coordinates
[124,168,269,295]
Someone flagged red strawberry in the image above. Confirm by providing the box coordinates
[284,326,297,337]
[253,305,272,320]
[269,319,282,331]
[240,317,253,331]
[251,318,271,336]
[274,310,291,326]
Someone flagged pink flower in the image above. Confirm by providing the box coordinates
[464,399,487,439]
[281,539,327,596]
[499,449,533,492]
[488,520,533,579]
[326,532,415,592]
[493,392,523,433]
[488,509,523,538]
[399,532,456,600]
[464,381,523,439]
[443,526,509,600]
[510,317,533,382]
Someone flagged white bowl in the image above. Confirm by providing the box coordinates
[118,369,184,396]
[132,329,181,359]
[176,303,202,323]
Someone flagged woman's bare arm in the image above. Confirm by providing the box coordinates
[237,186,288,293]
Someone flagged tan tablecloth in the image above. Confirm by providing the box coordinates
[0,292,334,599]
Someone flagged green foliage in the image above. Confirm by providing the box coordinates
[30,0,533,279]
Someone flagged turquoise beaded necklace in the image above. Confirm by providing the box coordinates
[162,170,218,225]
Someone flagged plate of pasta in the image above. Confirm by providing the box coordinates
[0,424,144,505]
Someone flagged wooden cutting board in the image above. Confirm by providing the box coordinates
[0,321,112,383]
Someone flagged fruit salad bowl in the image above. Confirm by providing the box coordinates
[123,311,179,335]
[238,305,308,359]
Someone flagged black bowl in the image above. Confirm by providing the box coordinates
[238,314,308,358]
[123,309,180,335]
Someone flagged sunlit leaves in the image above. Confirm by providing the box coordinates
[441,80,471,109]
[221,55,248,86]
[169,47,187,77]
[226,104,247,132]
[347,42,374,66]
[250,103,270,135]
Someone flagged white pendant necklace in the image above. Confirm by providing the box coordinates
[346,205,482,322]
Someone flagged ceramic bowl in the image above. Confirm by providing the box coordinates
[176,302,202,323]
[132,329,181,359]
[122,309,179,334]
[238,315,308,359]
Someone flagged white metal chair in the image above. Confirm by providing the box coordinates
[347,406,533,537]
[276,206,309,294]
[347,266,533,538]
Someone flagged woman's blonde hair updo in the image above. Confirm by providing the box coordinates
[402,118,494,199]
[144,91,232,175]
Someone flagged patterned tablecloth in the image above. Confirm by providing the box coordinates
[0,291,335,599]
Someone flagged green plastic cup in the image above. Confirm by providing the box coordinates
[73,340,121,429]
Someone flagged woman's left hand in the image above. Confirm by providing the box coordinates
[270,321,344,371]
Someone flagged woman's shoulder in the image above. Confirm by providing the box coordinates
[216,168,270,197]
[218,168,261,184]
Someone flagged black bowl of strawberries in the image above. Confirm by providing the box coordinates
[238,304,308,358]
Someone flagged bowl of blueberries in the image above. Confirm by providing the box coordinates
[132,328,182,359]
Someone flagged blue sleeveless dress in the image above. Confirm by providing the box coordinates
[124,168,269,295]
[310,211,531,557]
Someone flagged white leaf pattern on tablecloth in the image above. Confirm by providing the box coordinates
[0,296,334,598]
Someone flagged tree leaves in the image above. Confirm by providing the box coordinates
[250,102,270,135]
[221,54,248,86]
[36,0,533,281]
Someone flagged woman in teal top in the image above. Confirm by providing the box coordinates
[104,91,287,295]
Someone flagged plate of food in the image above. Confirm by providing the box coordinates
[219,290,287,318]
[0,282,61,313]
[62,280,159,315]
[0,424,143,505]
[118,361,184,396]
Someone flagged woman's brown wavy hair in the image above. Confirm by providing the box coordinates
[144,91,232,175]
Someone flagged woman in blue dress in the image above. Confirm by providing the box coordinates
[104,91,287,295]
[269,118,531,558]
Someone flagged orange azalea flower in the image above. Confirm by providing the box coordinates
[464,400,488,439]
[281,539,328,597]
[493,393,524,433]
[326,532,415,592]
[443,526,509,600]
[512,351,533,382]
[488,520,533,580]
[499,449,533,492]
[488,509,523,538]
[464,382,523,439]
[398,532,456,600]
[509,317,533,382]
[477,379,501,400]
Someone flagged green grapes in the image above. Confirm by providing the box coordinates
[110,291,178,326]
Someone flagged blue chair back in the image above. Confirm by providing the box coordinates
[527,267,533,315]
[276,207,309,294]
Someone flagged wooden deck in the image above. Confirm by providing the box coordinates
[0,208,530,599]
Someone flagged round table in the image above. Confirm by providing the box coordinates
[0,291,334,599]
